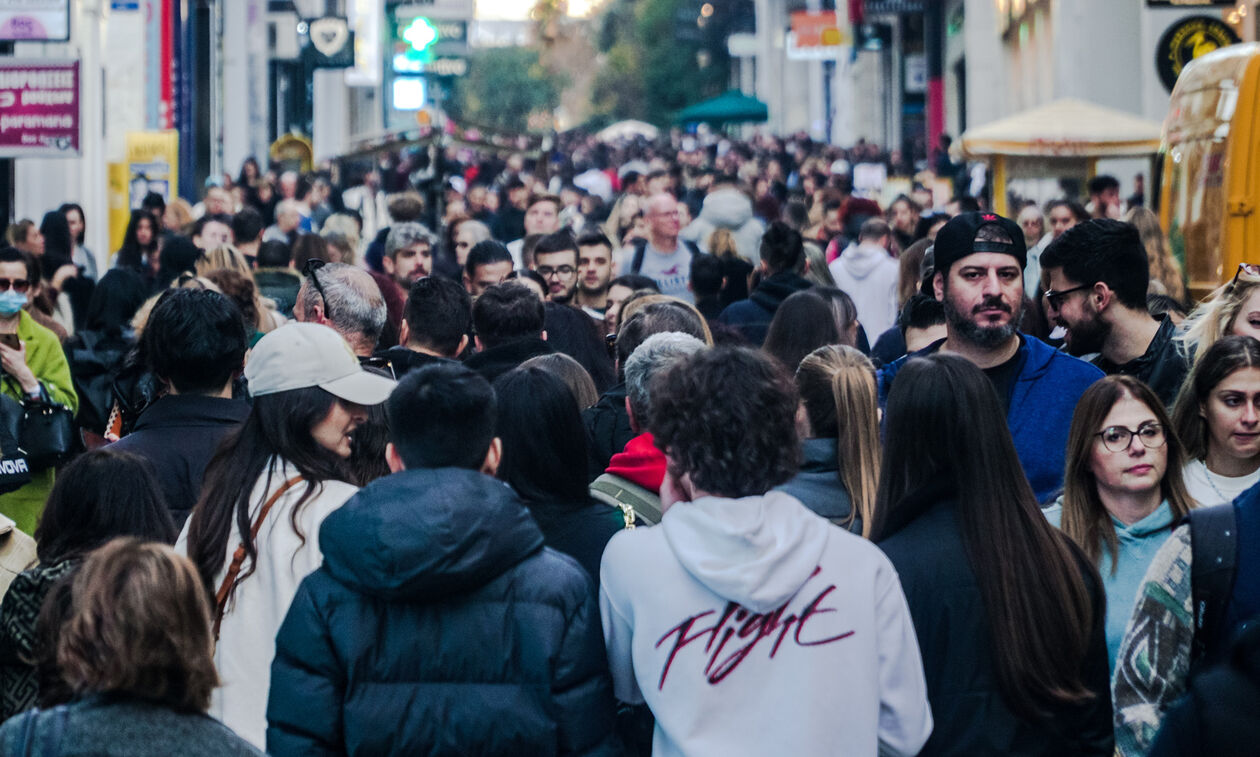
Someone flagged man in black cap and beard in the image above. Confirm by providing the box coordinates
[877,211,1104,503]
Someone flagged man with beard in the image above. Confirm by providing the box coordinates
[532,230,580,305]
[1041,219,1188,407]
[369,222,435,345]
[574,230,614,319]
[878,212,1102,502]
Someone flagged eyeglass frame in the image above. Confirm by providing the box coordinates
[1227,262,1260,293]
[536,264,576,279]
[1094,422,1167,453]
[1044,283,1092,310]
[303,258,329,310]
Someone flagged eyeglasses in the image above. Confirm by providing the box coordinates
[1044,283,1091,310]
[0,278,30,294]
[536,265,576,279]
[1095,422,1167,453]
[303,258,328,309]
[1228,263,1260,292]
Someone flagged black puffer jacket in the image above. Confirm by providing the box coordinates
[266,467,618,757]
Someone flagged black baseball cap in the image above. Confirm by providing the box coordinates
[932,211,1027,277]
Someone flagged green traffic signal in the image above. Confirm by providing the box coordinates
[403,17,439,54]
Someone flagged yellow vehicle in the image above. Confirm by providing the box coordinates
[1160,42,1260,300]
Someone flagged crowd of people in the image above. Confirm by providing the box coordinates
[0,131,1253,756]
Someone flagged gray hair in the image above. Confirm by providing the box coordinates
[386,222,436,258]
[456,219,492,243]
[296,263,387,352]
[624,331,706,425]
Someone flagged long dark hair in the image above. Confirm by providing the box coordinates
[1172,334,1260,462]
[39,211,74,272]
[184,387,352,602]
[763,290,842,371]
[1063,375,1194,571]
[492,365,591,505]
[35,449,177,564]
[115,210,159,272]
[873,354,1097,718]
[58,203,86,246]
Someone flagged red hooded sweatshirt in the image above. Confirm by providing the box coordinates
[604,432,666,493]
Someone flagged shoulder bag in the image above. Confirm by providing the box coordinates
[212,475,305,639]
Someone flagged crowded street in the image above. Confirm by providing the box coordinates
[0,0,1254,755]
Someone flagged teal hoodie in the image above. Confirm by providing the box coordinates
[1045,500,1177,667]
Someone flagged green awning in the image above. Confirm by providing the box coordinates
[675,90,768,125]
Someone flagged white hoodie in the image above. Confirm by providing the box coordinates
[828,241,900,338]
[600,491,932,757]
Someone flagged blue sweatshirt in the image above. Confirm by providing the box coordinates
[1045,500,1177,667]
[878,336,1103,504]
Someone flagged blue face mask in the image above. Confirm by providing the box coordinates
[0,290,27,317]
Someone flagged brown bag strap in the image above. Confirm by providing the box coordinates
[213,475,304,639]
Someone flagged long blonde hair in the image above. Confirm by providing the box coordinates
[795,345,880,537]
[1178,274,1260,367]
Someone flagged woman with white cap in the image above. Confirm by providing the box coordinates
[178,322,395,749]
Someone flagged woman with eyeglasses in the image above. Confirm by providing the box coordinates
[1177,262,1260,367]
[1045,374,1195,667]
[1170,335,1260,507]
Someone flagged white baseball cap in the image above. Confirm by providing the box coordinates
[245,323,395,405]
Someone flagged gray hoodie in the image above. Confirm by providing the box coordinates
[682,188,766,266]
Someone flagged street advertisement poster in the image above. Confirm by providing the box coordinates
[0,0,69,41]
[125,130,179,208]
[0,59,78,157]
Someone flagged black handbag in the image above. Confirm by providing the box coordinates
[0,393,31,491]
[2,380,76,472]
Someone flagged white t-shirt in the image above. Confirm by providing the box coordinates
[1181,458,1260,507]
[175,458,359,749]
[619,240,694,303]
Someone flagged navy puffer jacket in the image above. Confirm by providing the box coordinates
[266,467,619,756]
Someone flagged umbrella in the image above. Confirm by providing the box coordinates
[675,90,769,126]
[959,99,1162,158]
[596,120,660,142]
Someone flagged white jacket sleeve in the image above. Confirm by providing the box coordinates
[874,560,933,756]
[599,537,645,705]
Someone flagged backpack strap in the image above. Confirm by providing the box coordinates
[590,473,662,526]
[1188,503,1239,666]
[213,475,305,639]
[630,238,647,275]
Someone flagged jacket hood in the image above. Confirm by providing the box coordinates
[1112,500,1175,542]
[835,241,894,279]
[605,432,666,493]
[660,491,830,612]
[699,188,754,229]
[319,467,544,601]
[749,272,812,311]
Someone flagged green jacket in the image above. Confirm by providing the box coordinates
[0,311,78,535]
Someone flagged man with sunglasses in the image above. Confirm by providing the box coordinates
[1041,219,1188,407]
[0,247,77,535]
[877,212,1103,503]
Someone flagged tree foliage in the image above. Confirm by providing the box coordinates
[590,0,731,127]
[446,46,565,134]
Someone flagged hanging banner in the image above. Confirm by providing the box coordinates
[0,59,79,156]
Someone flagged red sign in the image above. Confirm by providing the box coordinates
[0,60,79,156]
